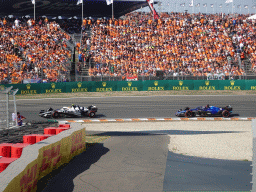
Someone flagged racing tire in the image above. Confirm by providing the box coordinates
[222,110,230,118]
[185,110,192,118]
[89,112,96,118]
[52,112,60,118]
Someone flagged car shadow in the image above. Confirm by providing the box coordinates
[37,143,109,192]
[230,113,240,117]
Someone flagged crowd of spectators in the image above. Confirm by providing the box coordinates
[79,12,255,78]
[0,16,71,84]
[1,11,256,84]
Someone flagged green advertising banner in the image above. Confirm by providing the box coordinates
[193,80,219,90]
[117,81,143,91]
[218,80,246,90]
[1,80,256,95]
[245,80,256,90]
[65,81,95,93]
[169,80,194,90]
[92,81,117,92]
[143,80,168,91]
[40,82,67,94]
[0,83,41,95]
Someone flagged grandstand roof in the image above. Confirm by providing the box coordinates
[0,0,151,18]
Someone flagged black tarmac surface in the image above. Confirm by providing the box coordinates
[13,95,256,123]
[38,130,252,192]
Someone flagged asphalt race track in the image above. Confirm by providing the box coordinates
[12,95,255,191]
[13,95,256,122]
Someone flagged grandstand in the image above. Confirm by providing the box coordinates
[77,12,256,81]
[1,3,256,84]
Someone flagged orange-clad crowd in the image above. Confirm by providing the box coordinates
[1,11,256,83]
[0,17,71,83]
[80,12,255,77]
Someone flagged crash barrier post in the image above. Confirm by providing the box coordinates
[0,123,86,192]
[1,80,256,95]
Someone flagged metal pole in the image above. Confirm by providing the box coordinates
[34,0,35,21]
[80,0,83,46]
[140,6,142,20]
[112,0,114,19]
[6,93,9,129]
[7,60,9,84]
[14,94,17,127]
[232,1,233,14]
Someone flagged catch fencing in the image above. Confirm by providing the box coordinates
[0,86,19,130]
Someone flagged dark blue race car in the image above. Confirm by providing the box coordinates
[175,105,233,118]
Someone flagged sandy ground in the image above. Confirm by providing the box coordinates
[84,121,252,161]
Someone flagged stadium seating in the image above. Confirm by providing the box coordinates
[1,12,256,83]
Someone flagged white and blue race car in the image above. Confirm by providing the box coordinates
[175,105,233,118]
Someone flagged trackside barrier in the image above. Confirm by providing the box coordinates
[0,123,86,192]
[0,80,256,95]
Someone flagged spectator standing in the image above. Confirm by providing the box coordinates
[17,112,26,126]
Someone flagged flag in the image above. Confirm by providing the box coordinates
[31,0,35,4]
[225,0,233,3]
[180,3,185,7]
[77,0,82,5]
[106,0,113,5]
[210,4,214,8]
[219,4,222,8]
[203,4,207,7]
[244,5,248,9]
[189,0,193,7]
[196,3,200,7]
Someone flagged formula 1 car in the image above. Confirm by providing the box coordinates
[175,105,233,118]
[39,104,98,118]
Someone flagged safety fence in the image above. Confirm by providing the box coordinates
[1,80,256,95]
